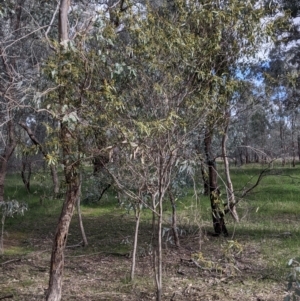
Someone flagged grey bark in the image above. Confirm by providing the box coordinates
[77,173,88,247]
[221,111,239,222]
[46,1,77,301]
[130,204,141,281]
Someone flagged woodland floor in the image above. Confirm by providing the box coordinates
[0,208,294,301]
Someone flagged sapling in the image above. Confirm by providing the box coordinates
[0,199,28,254]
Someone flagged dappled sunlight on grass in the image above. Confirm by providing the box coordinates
[1,165,300,300]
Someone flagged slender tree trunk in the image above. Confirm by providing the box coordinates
[245,144,249,164]
[58,0,69,42]
[168,188,180,247]
[46,123,80,301]
[131,204,141,281]
[152,193,157,241]
[77,173,88,247]
[0,120,17,203]
[280,117,285,166]
[46,2,73,300]
[21,159,31,193]
[221,111,239,222]
[46,170,80,301]
[204,127,228,236]
[155,194,163,301]
[200,163,209,195]
[298,134,300,161]
[51,165,60,196]
[97,184,111,202]
[239,149,244,165]
[291,114,296,167]
[204,129,217,191]
[154,153,169,301]
[0,214,6,254]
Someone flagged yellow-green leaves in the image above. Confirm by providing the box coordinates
[46,152,59,166]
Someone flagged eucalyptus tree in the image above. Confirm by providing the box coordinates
[185,0,281,234]
[36,0,286,300]
[95,0,282,297]
[43,0,139,299]
[262,0,300,163]
[0,0,62,199]
[0,1,25,202]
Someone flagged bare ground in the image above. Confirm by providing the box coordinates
[0,211,291,301]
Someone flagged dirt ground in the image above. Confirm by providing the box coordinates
[0,225,289,301]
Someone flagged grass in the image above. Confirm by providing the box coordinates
[0,164,300,300]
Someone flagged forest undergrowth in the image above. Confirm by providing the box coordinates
[1,164,300,301]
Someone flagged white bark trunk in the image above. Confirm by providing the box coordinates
[222,111,239,222]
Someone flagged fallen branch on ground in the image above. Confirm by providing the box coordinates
[0,295,13,300]
[1,259,21,266]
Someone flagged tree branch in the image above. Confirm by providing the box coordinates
[18,122,46,157]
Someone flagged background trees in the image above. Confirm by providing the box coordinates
[0,0,297,300]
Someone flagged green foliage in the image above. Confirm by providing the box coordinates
[36,1,283,204]
[0,200,27,218]
[285,258,300,301]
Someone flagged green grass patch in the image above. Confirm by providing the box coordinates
[1,164,300,300]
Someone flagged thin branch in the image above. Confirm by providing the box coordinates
[1,258,21,266]
[240,167,271,198]
[4,26,49,51]
[103,163,159,216]
[227,162,274,210]
[18,122,47,157]
[45,1,60,52]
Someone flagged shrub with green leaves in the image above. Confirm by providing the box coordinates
[285,258,300,301]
